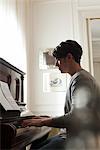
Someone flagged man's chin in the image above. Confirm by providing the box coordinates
[60,70,67,73]
[60,70,64,73]
[59,68,65,73]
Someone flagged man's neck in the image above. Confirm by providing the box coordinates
[69,63,82,76]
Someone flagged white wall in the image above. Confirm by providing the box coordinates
[92,41,100,86]
[92,41,100,59]
[26,0,100,116]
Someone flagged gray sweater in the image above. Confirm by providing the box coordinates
[52,69,100,137]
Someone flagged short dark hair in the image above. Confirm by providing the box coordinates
[53,40,83,64]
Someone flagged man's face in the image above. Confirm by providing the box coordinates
[55,53,74,73]
[56,58,68,73]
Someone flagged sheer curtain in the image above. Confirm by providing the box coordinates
[0,0,27,103]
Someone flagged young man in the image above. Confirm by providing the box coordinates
[22,40,100,150]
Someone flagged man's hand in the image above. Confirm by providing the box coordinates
[21,116,52,127]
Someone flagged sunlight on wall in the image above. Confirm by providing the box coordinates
[0,1,27,103]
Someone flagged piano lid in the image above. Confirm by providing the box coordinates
[0,57,25,75]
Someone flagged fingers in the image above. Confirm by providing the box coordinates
[21,118,42,127]
[21,116,52,128]
[21,119,32,127]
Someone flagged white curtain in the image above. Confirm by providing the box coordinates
[0,0,28,102]
[0,0,26,72]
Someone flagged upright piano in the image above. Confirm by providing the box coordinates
[0,58,51,150]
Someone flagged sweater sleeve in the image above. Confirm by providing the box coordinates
[51,78,92,129]
[51,108,73,128]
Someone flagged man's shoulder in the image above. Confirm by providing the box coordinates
[70,69,94,87]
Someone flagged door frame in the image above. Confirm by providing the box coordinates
[77,8,100,75]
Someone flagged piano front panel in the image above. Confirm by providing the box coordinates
[0,63,10,83]
[0,58,25,105]
[1,123,16,149]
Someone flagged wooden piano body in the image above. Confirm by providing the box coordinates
[0,58,51,150]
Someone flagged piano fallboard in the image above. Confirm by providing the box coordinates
[0,115,36,123]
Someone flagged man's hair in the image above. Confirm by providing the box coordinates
[53,40,83,64]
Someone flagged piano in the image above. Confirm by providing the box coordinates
[0,58,51,150]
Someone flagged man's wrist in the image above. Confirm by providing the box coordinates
[41,118,53,126]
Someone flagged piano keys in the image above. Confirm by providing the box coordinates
[1,118,51,150]
[0,58,51,150]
